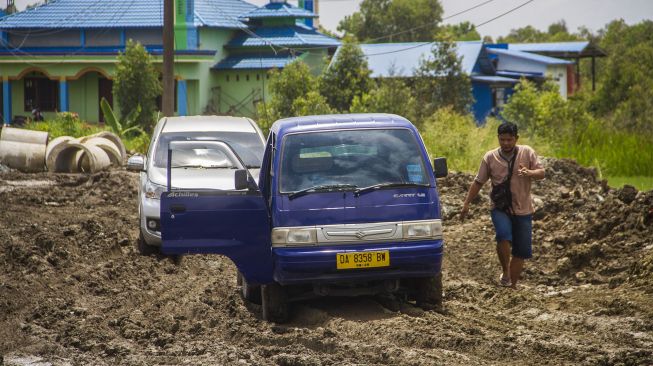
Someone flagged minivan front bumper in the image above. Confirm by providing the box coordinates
[272,239,443,285]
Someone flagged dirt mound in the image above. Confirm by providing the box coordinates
[1,161,652,365]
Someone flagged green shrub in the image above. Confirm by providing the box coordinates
[501,78,653,177]
[23,112,104,138]
[350,78,417,123]
[122,133,151,154]
[419,108,548,173]
[113,40,162,132]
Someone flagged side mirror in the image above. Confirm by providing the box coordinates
[127,154,146,171]
[433,157,448,178]
[235,169,248,190]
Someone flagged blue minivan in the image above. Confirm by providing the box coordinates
[161,114,448,322]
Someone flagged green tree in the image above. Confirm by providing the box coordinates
[113,40,162,132]
[500,79,577,137]
[350,78,417,121]
[436,21,481,41]
[497,21,582,43]
[319,38,372,112]
[592,20,653,132]
[256,60,325,131]
[338,0,443,42]
[412,40,472,118]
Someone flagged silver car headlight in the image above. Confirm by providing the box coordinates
[272,228,317,247]
[401,220,443,240]
[144,180,167,200]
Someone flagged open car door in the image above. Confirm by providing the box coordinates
[160,140,273,284]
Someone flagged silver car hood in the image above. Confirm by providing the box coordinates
[149,166,261,190]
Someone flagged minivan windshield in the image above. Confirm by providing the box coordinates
[280,129,429,193]
[154,131,264,169]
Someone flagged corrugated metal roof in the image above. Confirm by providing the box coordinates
[347,41,483,78]
[194,0,256,28]
[239,2,316,19]
[471,75,520,84]
[228,25,340,48]
[0,0,255,29]
[509,41,589,53]
[213,53,297,69]
[486,47,573,65]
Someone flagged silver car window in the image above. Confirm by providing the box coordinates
[154,131,263,168]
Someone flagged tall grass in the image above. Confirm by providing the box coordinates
[552,118,653,177]
[419,108,551,173]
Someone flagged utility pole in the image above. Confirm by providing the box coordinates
[162,0,175,117]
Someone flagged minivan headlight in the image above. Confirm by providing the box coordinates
[145,180,167,200]
[272,228,317,246]
[401,220,443,240]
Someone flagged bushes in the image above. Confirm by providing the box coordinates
[23,112,104,138]
[23,112,150,154]
[421,109,506,172]
[501,79,653,177]
[113,40,162,132]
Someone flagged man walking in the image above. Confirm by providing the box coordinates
[460,122,545,289]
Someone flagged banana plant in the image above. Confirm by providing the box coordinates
[100,98,146,138]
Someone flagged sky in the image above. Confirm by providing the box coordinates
[12,0,653,39]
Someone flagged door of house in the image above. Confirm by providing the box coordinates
[98,78,113,123]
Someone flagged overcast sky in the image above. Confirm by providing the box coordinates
[12,0,653,39]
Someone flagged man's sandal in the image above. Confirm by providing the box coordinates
[499,274,511,287]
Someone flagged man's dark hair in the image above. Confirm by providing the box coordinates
[498,122,518,137]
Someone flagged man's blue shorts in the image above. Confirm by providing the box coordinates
[490,209,533,259]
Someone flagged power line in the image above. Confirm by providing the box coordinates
[365,0,497,43]
[347,0,538,58]
[475,0,536,28]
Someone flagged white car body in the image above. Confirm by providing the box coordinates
[137,116,266,247]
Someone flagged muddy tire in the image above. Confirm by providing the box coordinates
[137,231,159,256]
[414,273,443,310]
[261,283,288,323]
[237,271,262,305]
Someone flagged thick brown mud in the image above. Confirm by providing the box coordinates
[1,159,651,365]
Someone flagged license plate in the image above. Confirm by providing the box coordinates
[336,250,390,270]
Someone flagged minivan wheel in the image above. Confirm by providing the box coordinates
[237,271,262,304]
[137,231,160,256]
[261,283,289,323]
[414,273,443,310]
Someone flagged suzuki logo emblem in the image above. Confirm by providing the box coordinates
[355,231,366,239]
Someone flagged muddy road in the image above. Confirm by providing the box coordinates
[1,159,652,365]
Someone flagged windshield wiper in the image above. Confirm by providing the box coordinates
[354,182,430,197]
[288,184,358,200]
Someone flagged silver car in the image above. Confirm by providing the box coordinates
[127,116,266,254]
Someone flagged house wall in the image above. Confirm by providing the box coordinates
[301,49,328,75]
[8,30,81,47]
[545,64,568,99]
[471,82,493,124]
[198,27,235,113]
[86,29,122,47]
[69,72,100,122]
[211,69,268,117]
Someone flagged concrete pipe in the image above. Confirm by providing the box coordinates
[0,127,49,172]
[1,127,49,145]
[45,136,75,171]
[73,144,111,173]
[81,137,122,166]
[47,140,110,173]
[0,140,47,172]
[81,131,126,164]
